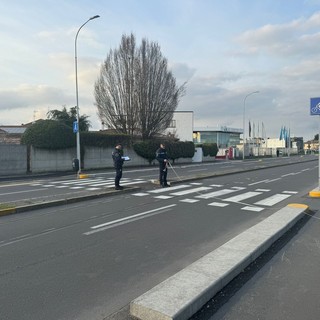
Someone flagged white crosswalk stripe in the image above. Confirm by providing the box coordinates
[149,185,190,194]
[241,206,264,212]
[170,186,212,196]
[254,194,291,206]
[195,189,238,199]
[208,202,229,207]
[223,191,263,203]
[32,177,147,190]
[131,183,298,212]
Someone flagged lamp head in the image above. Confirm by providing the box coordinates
[90,15,100,20]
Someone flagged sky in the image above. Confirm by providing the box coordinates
[1,0,320,141]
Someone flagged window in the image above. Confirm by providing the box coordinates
[168,120,176,128]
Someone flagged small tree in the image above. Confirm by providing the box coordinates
[47,106,91,132]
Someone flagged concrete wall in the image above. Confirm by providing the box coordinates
[84,146,151,169]
[0,144,27,175]
[0,145,205,176]
[30,146,76,173]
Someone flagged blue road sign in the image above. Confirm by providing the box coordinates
[310,97,320,115]
[73,121,78,133]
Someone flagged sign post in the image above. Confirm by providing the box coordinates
[309,98,320,196]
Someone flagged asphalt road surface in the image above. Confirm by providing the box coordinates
[0,158,318,320]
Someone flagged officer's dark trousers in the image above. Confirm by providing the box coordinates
[115,167,122,187]
[159,164,168,186]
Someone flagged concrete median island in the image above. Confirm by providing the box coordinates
[130,203,309,320]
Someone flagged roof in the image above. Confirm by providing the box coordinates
[0,126,27,134]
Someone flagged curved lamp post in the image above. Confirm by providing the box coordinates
[75,15,100,176]
[242,91,259,160]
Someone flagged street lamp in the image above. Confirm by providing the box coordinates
[75,15,100,176]
[242,91,259,160]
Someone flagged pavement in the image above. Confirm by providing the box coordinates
[0,158,318,320]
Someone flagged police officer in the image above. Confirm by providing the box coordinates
[112,143,124,190]
[156,143,170,187]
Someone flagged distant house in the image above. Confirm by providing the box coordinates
[0,126,28,144]
[0,121,40,144]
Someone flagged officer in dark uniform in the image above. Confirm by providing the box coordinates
[156,143,170,187]
[112,143,124,190]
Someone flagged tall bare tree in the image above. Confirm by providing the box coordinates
[94,33,186,139]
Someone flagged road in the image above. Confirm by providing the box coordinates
[0,157,318,320]
[0,155,316,206]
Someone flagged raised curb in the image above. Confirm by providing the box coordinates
[0,186,140,216]
[130,204,309,320]
[309,188,320,198]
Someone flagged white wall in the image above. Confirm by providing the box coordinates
[265,138,285,148]
[164,111,193,141]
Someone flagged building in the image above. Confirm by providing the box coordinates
[304,139,319,153]
[164,111,194,141]
[0,126,28,144]
[193,126,242,148]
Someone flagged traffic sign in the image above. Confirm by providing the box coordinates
[73,121,79,133]
[310,97,320,115]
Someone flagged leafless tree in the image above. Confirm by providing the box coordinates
[94,33,186,139]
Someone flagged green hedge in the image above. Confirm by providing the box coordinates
[196,143,219,157]
[133,140,195,163]
[81,132,132,148]
[21,120,132,149]
[21,120,75,149]
[21,121,197,164]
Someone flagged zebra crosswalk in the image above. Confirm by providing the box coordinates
[132,183,298,212]
[31,177,147,190]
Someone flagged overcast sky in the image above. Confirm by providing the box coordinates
[1,0,320,141]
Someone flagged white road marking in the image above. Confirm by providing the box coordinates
[281,173,295,177]
[223,191,262,203]
[282,191,298,194]
[231,187,246,190]
[189,182,203,185]
[118,181,146,186]
[84,204,177,235]
[155,195,173,199]
[179,199,200,203]
[132,193,149,196]
[90,181,117,186]
[254,194,291,206]
[90,204,177,229]
[196,189,238,199]
[209,184,223,187]
[241,206,264,212]
[149,185,190,194]
[170,187,212,196]
[266,178,282,183]
[255,189,270,192]
[248,179,269,186]
[208,202,229,207]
